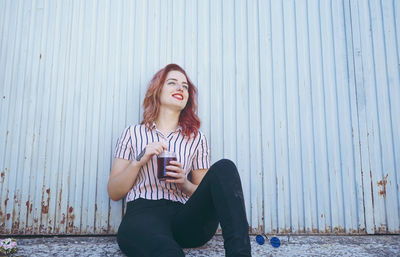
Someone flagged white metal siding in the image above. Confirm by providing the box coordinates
[0,0,399,235]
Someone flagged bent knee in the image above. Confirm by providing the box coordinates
[213,158,236,170]
[211,159,240,178]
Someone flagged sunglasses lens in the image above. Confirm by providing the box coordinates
[256,235,265,245]
[270,237,281,248]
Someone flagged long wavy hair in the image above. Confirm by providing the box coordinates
[141,64,201,138]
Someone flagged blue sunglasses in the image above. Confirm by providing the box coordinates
[256,234,281,248]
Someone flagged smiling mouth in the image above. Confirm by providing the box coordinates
[172,93,184,100]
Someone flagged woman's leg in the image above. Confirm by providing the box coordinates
[172,159,251,257]
[117,199,185,257]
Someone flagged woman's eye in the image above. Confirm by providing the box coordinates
[168,82,176,86]
[183,85,189,90]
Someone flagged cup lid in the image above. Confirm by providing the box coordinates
[158,150,176,158]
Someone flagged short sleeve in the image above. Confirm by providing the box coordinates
[192,133,210,170]
[114,126,135,160]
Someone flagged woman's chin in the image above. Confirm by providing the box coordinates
[162,103,186,112]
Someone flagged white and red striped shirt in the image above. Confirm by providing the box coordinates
[114,123,210,203]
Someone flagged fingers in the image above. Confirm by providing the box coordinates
[165,171,181,178]
[152,143,165,154]
[152,146,164,155]
[168,161,182,168]
[145,142,166,156]
[137,142,170,166]
[165,171,185,183]
[165,165,181,173]
[165,161,185,183]
[153,142,168,150]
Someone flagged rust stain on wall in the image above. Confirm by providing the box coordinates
[41,205,49,214]
[377,174,388,197]
[348,228,358,234]
[58,189,62,209]
[333,227,345,234]
[60,213,66,225]
[41,188,51,214]
[279,228,292,234]
[67,206,75,233]
[11,207,18,233]
[324,227,332,234]
[377,224,387,233]
[26,200,30,223]
[370,170,375,208]
[252,224,264,235]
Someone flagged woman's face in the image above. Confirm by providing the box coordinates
[159,70,189,111]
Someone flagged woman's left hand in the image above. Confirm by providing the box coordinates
[165,161,195,195]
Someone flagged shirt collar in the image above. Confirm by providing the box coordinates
[151,122,182,133]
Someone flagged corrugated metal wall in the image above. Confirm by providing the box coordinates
[0,0,399,235]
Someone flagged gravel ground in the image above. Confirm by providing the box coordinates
[5,235,400,256]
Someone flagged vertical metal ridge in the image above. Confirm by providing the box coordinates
[345,0,365,234]
[29,0,46,233]
[255,0,266,233]
[209,0,223,166]
[341,0,359,233]
[265,0,278,234]
[382,0,400,231]
[367,0,388,231]
[20,0,39,234]
[232,0,237,166]
[13,0,26,234]
[68,0,83,234]
[306,0,319,233]
[13,0,30,234]
[319,0,333,233]
[282,0,293,233]
[0,1,8,70]
[292,0,303,233]
[207,0,212,140]
[2,0,15,234]
[327,0,345,233]
[375,0,400,231]
[247,0,263,231]
[390,0,400,230]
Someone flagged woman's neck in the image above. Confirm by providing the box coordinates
[155,108,180,135]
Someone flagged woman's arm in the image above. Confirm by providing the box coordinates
[107,142,166,201]
[191,169,208,185]
[107,158,142,201]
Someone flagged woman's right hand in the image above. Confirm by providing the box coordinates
[136,142,167,166]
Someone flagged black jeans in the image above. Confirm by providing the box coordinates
[117,159,251,257]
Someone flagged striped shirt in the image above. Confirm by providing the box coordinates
[114,123,210,203]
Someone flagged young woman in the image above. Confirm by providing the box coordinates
[107,64,251,257]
